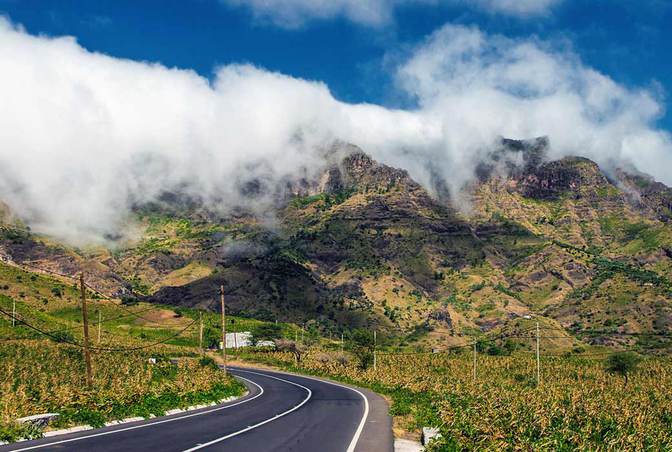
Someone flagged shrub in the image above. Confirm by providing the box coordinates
[198,356,218,370]
[605,352,641,386]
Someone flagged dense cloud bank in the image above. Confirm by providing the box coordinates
[0,19,670,243]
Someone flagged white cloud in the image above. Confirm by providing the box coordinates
[221,0,562,28]
[472,0,562,17]
[0,19,670,244]
[394,24,670,188]
[222,0,399,27]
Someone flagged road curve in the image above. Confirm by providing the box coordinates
[0,367,393,452]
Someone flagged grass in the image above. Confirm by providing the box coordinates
[152,262,213,291]
[0,262,81,310]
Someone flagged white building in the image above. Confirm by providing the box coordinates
[218,332,275,349]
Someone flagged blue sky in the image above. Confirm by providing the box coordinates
[1,0,670,129]
[2,0,672,242]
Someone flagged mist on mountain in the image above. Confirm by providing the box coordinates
[0,19,670,244]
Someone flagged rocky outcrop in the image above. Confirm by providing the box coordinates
[517,157,616,200]
[616,169,672,222]
[476,136,549,180]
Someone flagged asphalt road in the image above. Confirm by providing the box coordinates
[1,367,393,452]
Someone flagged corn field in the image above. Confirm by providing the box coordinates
[0,340,243,440]
[247,350,672,451]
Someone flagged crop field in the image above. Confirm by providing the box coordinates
[1,257,670,449]
[242,349,672,451]
[0,263,294,444]
[0,341,244,442]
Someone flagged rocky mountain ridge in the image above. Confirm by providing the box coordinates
[1,138,671,351]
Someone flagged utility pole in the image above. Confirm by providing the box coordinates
[12,299,15,327]
[199,311,203,355]
[373,330,377,371]
[341,332,344,353]
[232,319,237,351]
[79,273,93,389]
[220,285,227,375]
[472,341,477,383]
[536,321,540,386]
[97,310,101,343]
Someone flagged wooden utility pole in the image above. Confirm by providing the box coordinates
[341,333,344,353]
[199,311,203,355]
[97,310,102,343]
[536,322,541,386]
[79,273,93,389]
[232,319,238,350]
[473,342,477,383]
[220,285,227,375]
[12,299,15,327]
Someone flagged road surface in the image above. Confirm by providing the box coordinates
[0,367,393,452]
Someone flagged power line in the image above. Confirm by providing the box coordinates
[3,259,113,297]
[0,305,196,352]
[97,299,168,325]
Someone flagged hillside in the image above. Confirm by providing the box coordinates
[1,139,671,352]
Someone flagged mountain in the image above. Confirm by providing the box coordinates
[1,139,671,351]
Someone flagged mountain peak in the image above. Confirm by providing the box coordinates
[476,136,549,181]
[308,142,420,197]
[516,156,612,200]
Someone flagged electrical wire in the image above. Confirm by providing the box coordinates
[0,305,196,352]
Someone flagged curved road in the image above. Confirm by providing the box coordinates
[0,367,393,452]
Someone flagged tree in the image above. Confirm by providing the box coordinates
[605,352,640,386]
[347,328,383,370]
[203,326,221,349]
[275,339,306,365]
[251,323,282,346]
[303,322,321,347]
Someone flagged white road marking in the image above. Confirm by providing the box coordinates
[7,368,372,452]
[5,376,264,452]
[241,368,370,452]
[182,370,313,451]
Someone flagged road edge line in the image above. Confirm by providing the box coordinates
[181,369,313,452]
[235,367,370,452]
[5,376,263,452]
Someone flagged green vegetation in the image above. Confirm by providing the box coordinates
[604,351,641,386]
[290,189,354,210]
[0,264,300,443]
[250,323,283,345]
[493,282,521,300]
[2,146,672,447]
[443,294,471,312]
[0,342,244,442]
[238,348,672,451]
